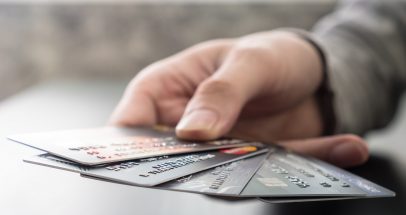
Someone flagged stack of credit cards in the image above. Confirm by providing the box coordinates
[8,126,395,203]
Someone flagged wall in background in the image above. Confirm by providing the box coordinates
[0,1,335,100]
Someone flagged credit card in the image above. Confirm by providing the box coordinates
[23,144,395,201]
[240,149,395,198]
[156,152,269,196]
[295,153,395,197]
[258,196,357,203]
[9,126,256,165]
[24,145,268,186]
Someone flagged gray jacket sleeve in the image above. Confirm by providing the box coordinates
[311,0,406,135]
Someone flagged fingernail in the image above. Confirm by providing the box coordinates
[176,109,218,132]
[329,142,361,167]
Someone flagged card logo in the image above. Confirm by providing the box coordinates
[220,146,257,155]
[152,125,174,132]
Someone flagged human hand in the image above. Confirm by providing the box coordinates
[110,31,368,167]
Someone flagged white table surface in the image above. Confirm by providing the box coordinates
[0,79,405,215]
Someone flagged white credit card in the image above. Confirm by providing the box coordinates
[9,126,259,165]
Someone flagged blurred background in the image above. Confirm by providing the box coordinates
[2,2,406,215]
[0,0,335,101]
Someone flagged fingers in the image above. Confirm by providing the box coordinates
[278,134,369,167]
[176,48,271,140]
[109,82,158,126]
[175,79,245,140]
[109,39,234,127]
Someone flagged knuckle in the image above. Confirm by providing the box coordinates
[229,45,278,71]
[230,47,255,59]
[186,39,234,56]
[228,36,281,68]
[197,79,236,97]
[193,39,234,51]
[230,42,270,60]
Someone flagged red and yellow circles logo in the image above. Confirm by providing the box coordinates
[221,146,258,155]
[152,125,174,132]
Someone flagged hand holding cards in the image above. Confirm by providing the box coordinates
[8,126,395,202]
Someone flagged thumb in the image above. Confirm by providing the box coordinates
[175,78,249,140]
[278,134,369,168]
[175,46,271,140]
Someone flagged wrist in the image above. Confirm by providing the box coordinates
[276,28,336,136]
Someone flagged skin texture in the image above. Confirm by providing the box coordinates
[110,31,369,168]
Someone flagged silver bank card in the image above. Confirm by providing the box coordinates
[24,145,268,186]
[23,145,395,201]
[240,149,395,198]
[156,153,268,196]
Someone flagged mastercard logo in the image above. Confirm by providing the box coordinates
[152,125,174,132]
[221,146,258,155]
